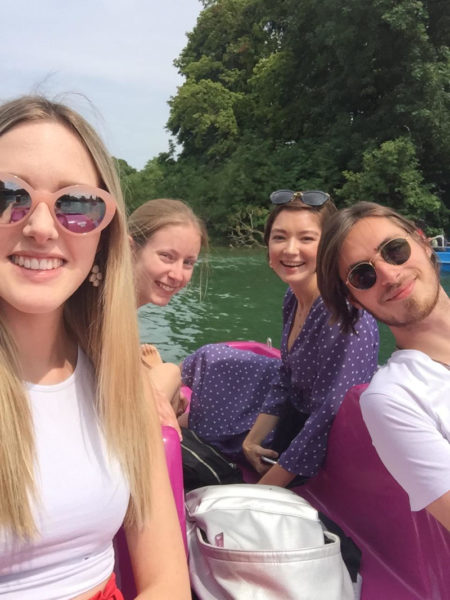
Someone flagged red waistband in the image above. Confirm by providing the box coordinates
[88,574,124,600]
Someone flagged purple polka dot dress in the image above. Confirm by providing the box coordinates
[182,289,379,478]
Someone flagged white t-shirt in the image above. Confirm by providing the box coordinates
[0,349,130,600]
[360,349,450,511]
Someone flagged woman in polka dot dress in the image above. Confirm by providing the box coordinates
[182,191,379,487]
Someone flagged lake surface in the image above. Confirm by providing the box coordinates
[139,247,450,365]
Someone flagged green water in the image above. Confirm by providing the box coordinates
[138,247,450,364]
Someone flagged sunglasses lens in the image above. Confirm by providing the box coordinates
[55,192,107,233]
[301,191,329,206]
[348,264,377,290]
[381,238,411,265]
[270,190,295,205]
[348,238,411,290]
[0,179,32,224]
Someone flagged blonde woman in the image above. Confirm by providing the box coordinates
[129,199,208,433]
[129,198,207,309]
[0,96,190,599]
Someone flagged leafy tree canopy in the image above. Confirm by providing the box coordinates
[122,0,450,242]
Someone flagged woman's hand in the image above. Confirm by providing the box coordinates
[242,413,280,474]
[258,462,296,488]
[175,389,189,417]
[242,441,279,474]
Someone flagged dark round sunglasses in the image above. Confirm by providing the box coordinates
[0,173,116,236]
[346,237,411,290]
[270,189,330,206]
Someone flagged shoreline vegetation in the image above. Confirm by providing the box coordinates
[119,0,449,246]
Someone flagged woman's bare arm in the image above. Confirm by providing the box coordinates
[125,428,190,599]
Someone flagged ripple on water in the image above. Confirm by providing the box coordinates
[138,250,450,364]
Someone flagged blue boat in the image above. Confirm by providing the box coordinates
[431,235,450,273]
[436,249,450,273]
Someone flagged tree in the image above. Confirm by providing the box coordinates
[338,137,446,233]
[228,206,268,246]
[167,80,243,158]
[115,158,136,178]
[134,0,450,241]
[120,157,166,213]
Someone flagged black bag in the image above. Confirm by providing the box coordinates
[181,428,244,492]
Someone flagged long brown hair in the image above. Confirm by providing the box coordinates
[129,198,208,250]
[0,95,156,537]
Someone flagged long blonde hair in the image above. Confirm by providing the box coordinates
[128,198,208,250]
[0,95,156,537]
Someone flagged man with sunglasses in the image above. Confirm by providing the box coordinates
[317,201,450,532]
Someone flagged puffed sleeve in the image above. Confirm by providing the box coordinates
[182,343,280,450]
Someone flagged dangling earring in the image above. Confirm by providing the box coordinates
[89,265,103,287]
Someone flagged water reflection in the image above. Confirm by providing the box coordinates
[139,248,285,362]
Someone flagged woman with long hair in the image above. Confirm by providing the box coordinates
[182,191,379,487]
[129,197,208,309]
[0,96,190,599]
[129,198,208,434]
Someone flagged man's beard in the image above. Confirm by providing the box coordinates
[356,269,440,328]
[380,286,439,327]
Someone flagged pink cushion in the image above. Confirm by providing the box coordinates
[224,342,450,599]
[114,426,186,599]
[161,425,187,551]
[300,384,450,599]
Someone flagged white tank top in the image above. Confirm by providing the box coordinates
[0,349,130,600]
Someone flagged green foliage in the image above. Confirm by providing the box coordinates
[228,205,269,246]
[121,0,450,241]
[120,157,166,214]
[167,80,243,158]
[114,158,136,178]
[337,137,446,232]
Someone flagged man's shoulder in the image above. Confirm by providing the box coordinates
[376,348,443,372]
[362,349,449,405]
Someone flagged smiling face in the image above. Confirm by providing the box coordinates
[338,216,439,327]
[267,209,322,294]
[133,222,202,307]
[0,120,102,322]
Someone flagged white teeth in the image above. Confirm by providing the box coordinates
[158,282,176,292]
[11,256,63,270]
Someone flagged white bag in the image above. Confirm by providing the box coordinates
[186,484,354,600]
